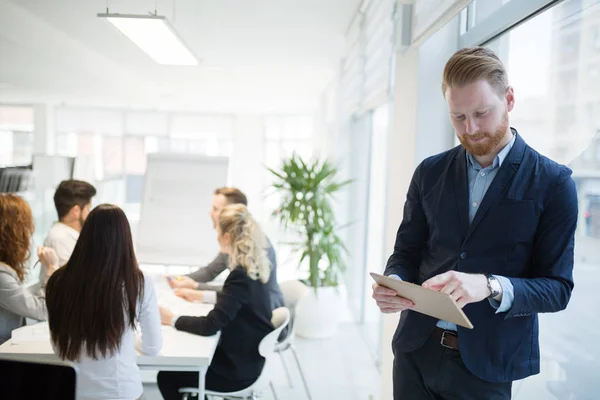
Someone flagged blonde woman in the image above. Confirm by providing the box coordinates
[158,204,275,399]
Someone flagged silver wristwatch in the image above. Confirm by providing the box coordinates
[485,274,501,299]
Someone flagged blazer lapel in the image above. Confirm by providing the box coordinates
[453,147,470,240]
[465,132,526,241]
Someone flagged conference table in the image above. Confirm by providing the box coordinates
[0,274,220,399]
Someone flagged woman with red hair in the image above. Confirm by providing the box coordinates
[0,194,59,344]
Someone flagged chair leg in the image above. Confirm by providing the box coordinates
[279,351,294,388]
[291,346,312,400]
[270,381,278,400]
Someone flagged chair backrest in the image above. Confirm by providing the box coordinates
[278,280,308,339]
[280,280,309,310]
[243,307,290,393]
[0,356,77,399]
[259,307,290,357]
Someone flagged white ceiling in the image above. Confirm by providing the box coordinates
[0,0,360,113]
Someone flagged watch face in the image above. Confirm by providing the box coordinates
[489,276,501,295]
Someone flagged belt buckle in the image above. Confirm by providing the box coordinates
[440,330,457,350]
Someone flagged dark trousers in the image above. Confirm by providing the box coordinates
[393,333,512,400]
[157,369,257,400]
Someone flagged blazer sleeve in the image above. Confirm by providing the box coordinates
[384,163,429,283]
[0,270,47,321]
[506,169,577,318]
[186,253,228,283]
[175,267,249,336]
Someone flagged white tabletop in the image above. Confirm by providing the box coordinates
[0,274,220,371]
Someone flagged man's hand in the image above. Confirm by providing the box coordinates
[372,283,415,314]
[422,271,491,308]
[174,288,205,303]
[166,275,197,290]
[159,306,174,326]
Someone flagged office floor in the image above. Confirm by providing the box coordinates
[142,321,381,400]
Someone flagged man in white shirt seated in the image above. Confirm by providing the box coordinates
[40,180,96,285]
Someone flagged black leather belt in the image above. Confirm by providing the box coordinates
[432,327,460,351]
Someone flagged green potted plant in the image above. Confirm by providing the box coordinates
[268,154,352,338]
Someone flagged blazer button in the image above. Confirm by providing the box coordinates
[459,252,468,260]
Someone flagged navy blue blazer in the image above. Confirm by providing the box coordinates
[385,131,577,383]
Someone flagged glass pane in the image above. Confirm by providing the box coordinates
[281,140,313,160]
[264,117,281,140]
[265,116,314,140]
[486,0,599,398]
[472,0,513,26]
[77,133,96,157]
[103,136,123,178]
[56,132,77,156]
[0,130,33,166]
[11,132,32,165]
[0,131,14,165]
[363,104,389,362]
[124,137,146,174]
[0,106,34,132]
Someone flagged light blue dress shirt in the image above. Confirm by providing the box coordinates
[392,134,517,332]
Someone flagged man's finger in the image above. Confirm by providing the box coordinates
[380,304,411,313]
[373,285,398,296]
[376,297,414,308]
[422,271,454,289]
[455,297,468,308]
[440,279,461,295]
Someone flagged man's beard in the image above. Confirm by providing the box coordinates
[458,113,509,156]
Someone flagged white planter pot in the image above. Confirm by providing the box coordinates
[295,286,341,339]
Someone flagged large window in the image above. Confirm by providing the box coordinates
[0,106,34,166]
[483,0,600,398]
[362,104,390,366]
[263,116,314,282]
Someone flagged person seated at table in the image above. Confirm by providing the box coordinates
[40,180,97,288]
[166,187,284,310]
[157,204,275,399]
[45,204,163,400]
[0,194,59,344]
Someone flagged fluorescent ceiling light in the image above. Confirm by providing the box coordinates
[98,13,198,66]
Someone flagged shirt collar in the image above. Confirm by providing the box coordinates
[466,130,516,170]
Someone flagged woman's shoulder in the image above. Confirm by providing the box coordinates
[0,262,19,281]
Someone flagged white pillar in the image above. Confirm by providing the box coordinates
[33,104,55,155]
[380,15,459,399]
[381,45,420,400]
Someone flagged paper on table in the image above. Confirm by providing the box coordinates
[11,322,50,344]
[150,273,215,317]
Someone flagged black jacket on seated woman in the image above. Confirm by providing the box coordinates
[157,204,275,399]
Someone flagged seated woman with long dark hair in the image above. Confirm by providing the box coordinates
[0,194,59,344]
[157,204,275,399]
[45,204,162,400]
